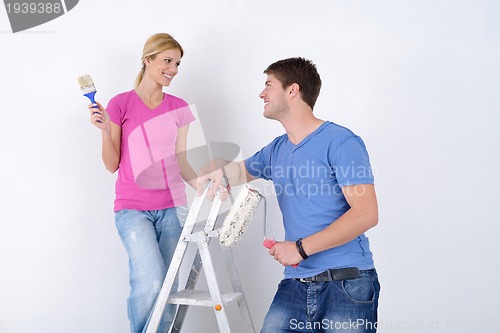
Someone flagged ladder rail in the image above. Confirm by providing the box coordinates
[145,184,256,333]
[170,190,224,332]
[170,251,202,333]
[220,245,256,333]
[197,241,231,333]
[145,186,209,333]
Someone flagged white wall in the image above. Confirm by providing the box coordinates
[1,0,499,332]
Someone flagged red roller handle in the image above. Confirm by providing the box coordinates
[263,238,298,268]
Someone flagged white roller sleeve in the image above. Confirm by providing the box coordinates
[219,186,263,246]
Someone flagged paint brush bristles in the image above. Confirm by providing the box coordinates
[219,186,264,246]
[77,74,97,105]
[77,75,96,94]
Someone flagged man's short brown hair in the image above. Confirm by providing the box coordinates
[264,57,322,109]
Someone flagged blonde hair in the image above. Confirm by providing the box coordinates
[135,33,184,88]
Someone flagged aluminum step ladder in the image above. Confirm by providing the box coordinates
[145,185,255,333]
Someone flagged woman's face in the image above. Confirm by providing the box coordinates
[144,48,182,87]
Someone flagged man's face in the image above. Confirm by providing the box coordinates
[259,74,288,120]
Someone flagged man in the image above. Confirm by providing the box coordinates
[198,57,380,332]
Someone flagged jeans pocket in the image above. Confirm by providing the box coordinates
[341,277,376,304]
[175,205,189,227]
[114,209,133,224]
[277,278,294,289]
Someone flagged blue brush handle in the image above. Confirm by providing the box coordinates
[84,91,99,113]
[84,91,102,123]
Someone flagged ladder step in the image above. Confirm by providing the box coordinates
[168,290,242,307]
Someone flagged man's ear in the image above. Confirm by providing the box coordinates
[287,83,300,98]
[288,83,300,97]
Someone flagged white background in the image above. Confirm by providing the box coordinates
[1,0,499,332]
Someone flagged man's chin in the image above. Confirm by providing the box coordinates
[263,110,274,120]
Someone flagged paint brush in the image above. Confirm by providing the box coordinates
[77,74,99,111]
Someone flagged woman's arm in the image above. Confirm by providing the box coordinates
[176,124,198,190]
[196,158,256,196]
[89,102,121,173]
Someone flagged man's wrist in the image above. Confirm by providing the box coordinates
[296,238,309,260]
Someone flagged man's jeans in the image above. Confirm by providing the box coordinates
[115,208,182,333]
[261,269,380,333]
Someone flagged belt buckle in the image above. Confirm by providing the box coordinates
[298,272,323,283]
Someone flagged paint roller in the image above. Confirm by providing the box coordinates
[219,185,265,246]
[218,185,298,267]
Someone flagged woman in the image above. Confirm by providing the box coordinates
[89,33,197,333]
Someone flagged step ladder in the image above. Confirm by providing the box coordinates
[145,185,256,333]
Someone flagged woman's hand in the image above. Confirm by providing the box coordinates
[88,102,111,132]
[196,168,230,201]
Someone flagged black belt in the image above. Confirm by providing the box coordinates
[295,267,360,283]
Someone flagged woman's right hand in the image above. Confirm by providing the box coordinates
[196,167,230,201]
[88,102,111,132]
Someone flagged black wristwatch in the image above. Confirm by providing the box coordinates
[296,238,309,260]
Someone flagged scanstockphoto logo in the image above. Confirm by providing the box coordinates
[3,0,79,33]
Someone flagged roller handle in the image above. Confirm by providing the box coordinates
[263,238,298,268]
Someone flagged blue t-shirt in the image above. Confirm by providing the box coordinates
[244,121,375,278]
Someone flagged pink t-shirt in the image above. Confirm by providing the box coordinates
[107,90,195,212]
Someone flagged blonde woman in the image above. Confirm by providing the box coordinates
[89,33,197,333]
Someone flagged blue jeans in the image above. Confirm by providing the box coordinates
[261,269,380,333]
[115,208,182,333]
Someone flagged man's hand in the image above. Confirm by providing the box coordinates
[268,241,302,267]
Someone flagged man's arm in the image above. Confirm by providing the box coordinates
[303,184,378,254]
[196,158,257,195]
[270,184,378,266]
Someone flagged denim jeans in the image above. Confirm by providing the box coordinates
[261,269,380,333]
[115,208,183,333]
